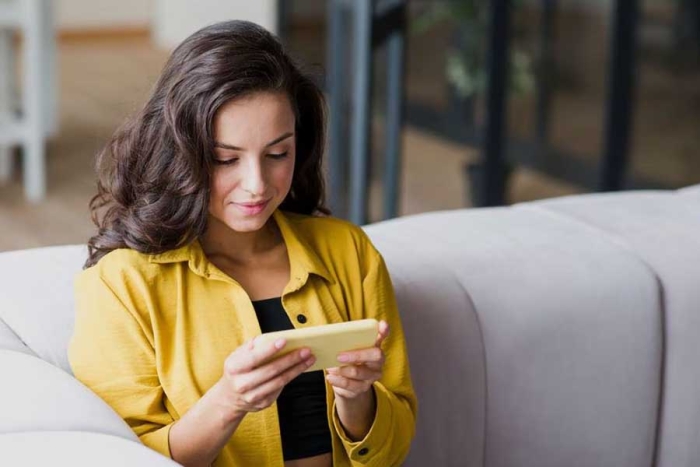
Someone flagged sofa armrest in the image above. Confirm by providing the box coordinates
[0,245,87,374]
[0,349,137,441]
[0,431,178,466]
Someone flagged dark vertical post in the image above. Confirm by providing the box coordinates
[600,0,640,191]
[349,0,374,225]
[276,0,290,44]
[536,0,556,163]
[481,0,512,206]
[327,0,349,217]
[382,4,406,220]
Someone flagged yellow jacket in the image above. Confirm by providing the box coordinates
[69,210,417,466]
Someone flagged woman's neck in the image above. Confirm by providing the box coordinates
[200,216,284,265]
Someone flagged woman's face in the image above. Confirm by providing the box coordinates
[209,92,296,234]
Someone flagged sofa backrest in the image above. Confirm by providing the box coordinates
[0,245,139,440]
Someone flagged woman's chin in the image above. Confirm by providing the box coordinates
[223,213,274,233]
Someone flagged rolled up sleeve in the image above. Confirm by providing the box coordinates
[332,239,417,466]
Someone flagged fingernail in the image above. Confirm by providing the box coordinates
[326,374,341,384]
[274,339,286,349]
[300,348,311,358]
[306,356,316,367]
[337,354,350,363]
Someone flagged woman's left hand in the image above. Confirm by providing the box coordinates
[326,320,390,399]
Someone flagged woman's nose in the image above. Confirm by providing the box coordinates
[240,160,266,196]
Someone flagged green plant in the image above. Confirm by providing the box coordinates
[412,0,535,99]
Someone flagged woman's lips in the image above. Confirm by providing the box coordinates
[232,199,270,216]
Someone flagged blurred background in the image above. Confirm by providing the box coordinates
[0,0,699,251]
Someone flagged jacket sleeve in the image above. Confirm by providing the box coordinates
[332,239,418,466]
[68,268,174,459]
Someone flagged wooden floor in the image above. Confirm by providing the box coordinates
[1,27,697,252]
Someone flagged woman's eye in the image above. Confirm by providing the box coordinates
[214,158,239,166]
[268,151,289,160]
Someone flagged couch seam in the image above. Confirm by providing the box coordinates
[445,271,489,467]
[0,316,37,358]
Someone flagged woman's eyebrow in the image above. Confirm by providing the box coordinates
[213,132,294,151]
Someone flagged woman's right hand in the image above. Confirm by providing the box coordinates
[169,338,314,466]
[217,337,316,420]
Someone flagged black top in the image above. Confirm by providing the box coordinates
[251,297,332,461]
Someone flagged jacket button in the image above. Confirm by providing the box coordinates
[358,447,369,456]
[296,314,307,324]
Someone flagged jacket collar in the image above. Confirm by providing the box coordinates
[148,210,334,286]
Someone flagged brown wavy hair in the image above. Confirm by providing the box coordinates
[85,20,329,268]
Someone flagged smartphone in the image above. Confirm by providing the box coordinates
[255,318,379,372]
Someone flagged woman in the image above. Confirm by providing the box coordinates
[68,20,416,467]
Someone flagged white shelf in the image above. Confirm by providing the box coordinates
[0,114,25,146]
[0,0,55,201]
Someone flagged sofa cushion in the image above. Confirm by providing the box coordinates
[0,349,137,441]
[527,186,700,467]
[366,252,487,467]
[366,205,662,467]
[0,245,87,373]
[0,431,178,466]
